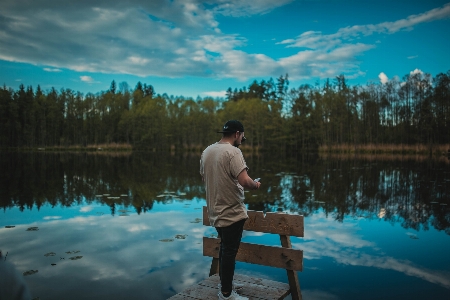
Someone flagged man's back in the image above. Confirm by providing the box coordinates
[200,142,248,227]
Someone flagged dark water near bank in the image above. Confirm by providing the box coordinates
[1,151,450,300]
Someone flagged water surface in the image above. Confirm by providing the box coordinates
[1,152,449,300]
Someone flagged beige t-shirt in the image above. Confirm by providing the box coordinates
[200,142,248,227]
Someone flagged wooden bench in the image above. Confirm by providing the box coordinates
[168,206,304,300]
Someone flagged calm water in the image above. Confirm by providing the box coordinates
[1,151,449,300]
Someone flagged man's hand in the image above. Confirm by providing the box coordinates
[238,169,261,190]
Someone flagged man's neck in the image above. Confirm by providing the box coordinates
[219,137,235,144]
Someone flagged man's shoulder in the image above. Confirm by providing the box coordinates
[205,143,242,155]
[203,142,219,153]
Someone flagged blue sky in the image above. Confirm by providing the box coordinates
[0,0,449,98]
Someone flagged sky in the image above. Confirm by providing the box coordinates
[0,0,449,98]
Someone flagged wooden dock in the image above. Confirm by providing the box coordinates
[167,273,291,300]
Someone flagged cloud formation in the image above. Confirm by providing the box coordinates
[80,76,95,83]
[0,1,448,81]
[296,212,450,290]
[43,68,62,72]
[379,72,389,84]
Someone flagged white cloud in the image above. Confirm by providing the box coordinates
[212,0,295,17]
[43,68,62,72]
[202,90,227,98]
[410,68,423,75]
[79,206,94,212]
[80,76,96,83]
[379,72,389,84]
[43,216,62,220]
[277,3,450,79]
[0,1,448,82]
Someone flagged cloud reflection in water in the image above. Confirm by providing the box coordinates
[295,211,450,290]
[1,206,211,300]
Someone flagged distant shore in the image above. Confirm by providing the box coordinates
[2,143,450,157]
[319,143,450,156]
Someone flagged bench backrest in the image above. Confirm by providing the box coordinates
[202,206,304,300]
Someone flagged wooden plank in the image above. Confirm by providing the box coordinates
[169,274,291,300]
[202,273,290,291]
[203,237,303,271]
[232,273,290,291]
[280,235,302,300]
[203,206,304,237]
[167,283,218,300]
[203,274,290,299]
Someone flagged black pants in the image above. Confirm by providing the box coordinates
[215,218,246,293]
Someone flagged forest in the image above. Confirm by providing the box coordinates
[0,70,449,153]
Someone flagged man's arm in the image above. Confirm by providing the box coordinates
[237,169,261,190]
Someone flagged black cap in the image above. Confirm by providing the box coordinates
[217,120,244,133]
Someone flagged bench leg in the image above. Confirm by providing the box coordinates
[280,235,302,300]
[286,269,302,300]
[209,257,220,276]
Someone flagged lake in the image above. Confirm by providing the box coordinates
[1,151,449,300]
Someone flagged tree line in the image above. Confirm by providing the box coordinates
[1,71,449,152]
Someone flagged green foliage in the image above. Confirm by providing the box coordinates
[1,72,449,152]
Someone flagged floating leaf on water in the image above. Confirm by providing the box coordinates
[44,252,56,257]
[5,225,15,228]
[406,232,419,239]
[23,270,38,276]
[175,234,187,239]
[159,239,174,242]
[26,227,39,231]
[190,218,202,223]
[51,264,57,266]
[69,256,83,260]
[66,251,72,254]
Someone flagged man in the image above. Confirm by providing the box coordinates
[200,120,261,300]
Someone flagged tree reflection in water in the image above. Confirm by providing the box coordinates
[0,151,449,234]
